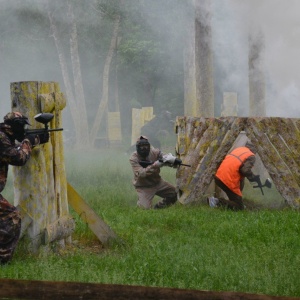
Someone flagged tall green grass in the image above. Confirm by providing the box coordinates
[1,148,300,298]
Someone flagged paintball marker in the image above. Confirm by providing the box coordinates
[250,175,272,195]
[25,113,63,135]
[139,158,191,168]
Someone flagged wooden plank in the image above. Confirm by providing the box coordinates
[186,118,227,187]
[44,215,75,244]
[184,117,246,204]
[131,107,155,146]
[107,111,122,143]
[0,278,298,300]
[176,117,210,201]
[67,182,118,245]
[141,106,154,124]
[260,118,300,181]
[177,117,247,204]
[176,117,208,193]
[246,118,300,208]
[131,108,143,145]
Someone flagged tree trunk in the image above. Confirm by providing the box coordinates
[48,1,122,148]
[195,0,214,117]
[249,30,266,117]
[47,0,83,148]
[68,1,89,147]
[90,13,121,146]
[183,0,214,117]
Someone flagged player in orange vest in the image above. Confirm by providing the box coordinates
[208,142,259,210]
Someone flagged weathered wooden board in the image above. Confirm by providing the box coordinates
[175,117,300,208]
[107,111,122,143]
[0,278,298,300]
[44,215,75,244]
[246,118,300,207]
[67,182,118,245]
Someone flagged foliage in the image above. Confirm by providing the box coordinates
[0,0,186,142]
[117,0,185,115]
[1,149,300,298]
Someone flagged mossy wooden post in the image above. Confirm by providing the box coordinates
[10,81,74,252]
[43,82,71,246]
[249,30,266,117]
[183,0,214,117]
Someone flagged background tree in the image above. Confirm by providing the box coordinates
[0,0,187,148]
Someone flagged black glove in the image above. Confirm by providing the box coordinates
[38,132,50,144]
[24,134,37,146]
[248,174,260,183]
[173,158,182,167]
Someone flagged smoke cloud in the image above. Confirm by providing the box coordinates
[0,0,300,122]
[220,0,300,117]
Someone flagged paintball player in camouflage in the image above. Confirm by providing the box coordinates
[129,135,178,209]
[0,112,49,264]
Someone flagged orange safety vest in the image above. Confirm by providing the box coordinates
[215,147,254,196]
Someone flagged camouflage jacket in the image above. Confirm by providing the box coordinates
[0,124,31,193]
[129,147,164,187]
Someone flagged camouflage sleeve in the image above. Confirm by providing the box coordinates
[239,155,256,178]
[0,133,31,166]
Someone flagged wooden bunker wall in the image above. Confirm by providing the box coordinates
[175,116,300,208]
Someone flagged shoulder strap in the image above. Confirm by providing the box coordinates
[228,151,250,163]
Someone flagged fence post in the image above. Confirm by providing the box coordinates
[10,81,74,252]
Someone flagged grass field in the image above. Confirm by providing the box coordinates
[1,147,300,298]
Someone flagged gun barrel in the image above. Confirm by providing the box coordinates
[26,128,63,135]
[180,163,191,167]
[48,128,63,132]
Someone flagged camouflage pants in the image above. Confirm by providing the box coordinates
[0,194,21,265]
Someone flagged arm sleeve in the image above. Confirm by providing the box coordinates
[129,158,161,179]
[239,155,256,178]
[129,149,163,180]
[0,134,31,166]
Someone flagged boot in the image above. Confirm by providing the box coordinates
[154,197,176,209]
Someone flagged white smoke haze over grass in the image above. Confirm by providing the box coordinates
[1,0,300,120]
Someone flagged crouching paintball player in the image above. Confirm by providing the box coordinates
[208,141,261,211]
[0,112,49,264]
[129,135,180,209]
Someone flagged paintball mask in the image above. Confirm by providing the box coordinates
[136,135,150,157]
[4,112,30,142]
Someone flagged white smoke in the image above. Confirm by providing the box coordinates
[226,0,300,117]
[1,0,300,119]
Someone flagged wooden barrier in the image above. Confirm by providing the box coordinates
[131,107,154,145]
[67,182,118,246]
[0,279,298,300]
[107,111,122,146]
[175,116,300,207]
